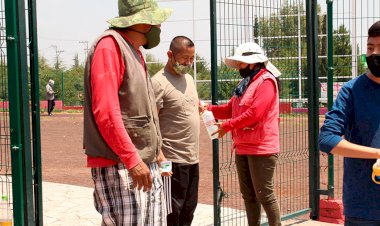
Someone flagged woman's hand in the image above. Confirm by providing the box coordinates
[211,122,227,138]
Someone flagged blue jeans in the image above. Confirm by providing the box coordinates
[345,216,380,226]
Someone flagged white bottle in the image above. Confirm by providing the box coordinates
[200,101,219,140]
[0,195,12,226]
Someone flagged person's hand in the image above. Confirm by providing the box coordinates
[199,103,209,114]
[129,161,152,192]
[211,122,227,138]
[161,170,173,177]
[156,150,173,177]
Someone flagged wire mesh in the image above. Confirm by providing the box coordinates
[0,0,12,212]
[213,0,380,224]
[214,0,311,224]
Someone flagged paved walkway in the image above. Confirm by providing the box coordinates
[42,181,341,226]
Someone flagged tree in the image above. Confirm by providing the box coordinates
[253,1,358,101]
[39,55,59,102]
[146,53,164,76]
[72,53,80,68]
[62,64,85,106]
[193,55,213,100]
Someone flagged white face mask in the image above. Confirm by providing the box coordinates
[173,62,192,75]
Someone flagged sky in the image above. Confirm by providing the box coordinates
[37,0,211,68]
[37,0,378,69]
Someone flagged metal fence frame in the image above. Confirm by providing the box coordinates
[1,0,42,225]
[209,0,379,225]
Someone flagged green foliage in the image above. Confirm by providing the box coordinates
[193,55,213,100]
[0,62,8,101]
[254,1,358,100]
[63,64,85,106]
[39,55,84,106]
[146,54,164,76]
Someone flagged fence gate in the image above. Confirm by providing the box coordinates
[210,0,313,224]
[210,0,380,225]
[0,0,42,225]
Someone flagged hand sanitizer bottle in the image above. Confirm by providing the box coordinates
[199,101,219,140]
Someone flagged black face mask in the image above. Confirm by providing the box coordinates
[239,66,253,78]
[366,54,380,78]
[234,66,263,97]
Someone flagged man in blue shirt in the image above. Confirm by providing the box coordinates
[319,20,380,226]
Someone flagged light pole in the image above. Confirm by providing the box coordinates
[79,41,89,63]
[50,45,64,70]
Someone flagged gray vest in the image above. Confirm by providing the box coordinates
[83,29,162,163]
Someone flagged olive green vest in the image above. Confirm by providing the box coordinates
[83,29,162,163]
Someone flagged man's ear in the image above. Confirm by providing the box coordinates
[167,50,173,58]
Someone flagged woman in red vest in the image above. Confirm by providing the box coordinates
[203,42,282,226]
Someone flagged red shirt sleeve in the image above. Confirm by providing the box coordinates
[208,100,233,119]
[90,36,142,170]
[221,79,277,132]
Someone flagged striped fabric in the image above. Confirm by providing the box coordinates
[162,176,172,214]
[91,162,167,226]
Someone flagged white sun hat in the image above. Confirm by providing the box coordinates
[224,42,281,77]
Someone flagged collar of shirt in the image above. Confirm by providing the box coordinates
[115,29,147,74]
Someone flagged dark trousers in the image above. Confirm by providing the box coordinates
[345,217,380,226]
[167,163,199,226]
[47,99,55,115]
[235,154,281,226]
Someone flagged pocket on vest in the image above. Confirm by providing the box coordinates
[124,115,153,152]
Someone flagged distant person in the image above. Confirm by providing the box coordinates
[152,36,200,226]
[82,0,172,225]
[201,42,282,226]
[319,20,380,226]
[46,79,56,116]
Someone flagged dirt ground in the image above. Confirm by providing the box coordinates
[40,112,214,205]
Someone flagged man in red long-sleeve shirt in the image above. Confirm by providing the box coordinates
[83,0,172,225]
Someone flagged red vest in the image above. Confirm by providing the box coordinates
[230,70,280,155]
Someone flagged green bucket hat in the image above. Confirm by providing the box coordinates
[107,0,173,28]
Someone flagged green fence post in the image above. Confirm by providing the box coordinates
[209,0,221,225]
[28,0,44,224]
[326,0,335,199]
[5,0,36,225]
[306,0,321,220]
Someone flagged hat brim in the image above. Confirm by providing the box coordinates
[225,54,269,68]
[224,55,281,77]
[107,8,173,28]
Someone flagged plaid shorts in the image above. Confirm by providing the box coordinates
[91,162,167,226]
